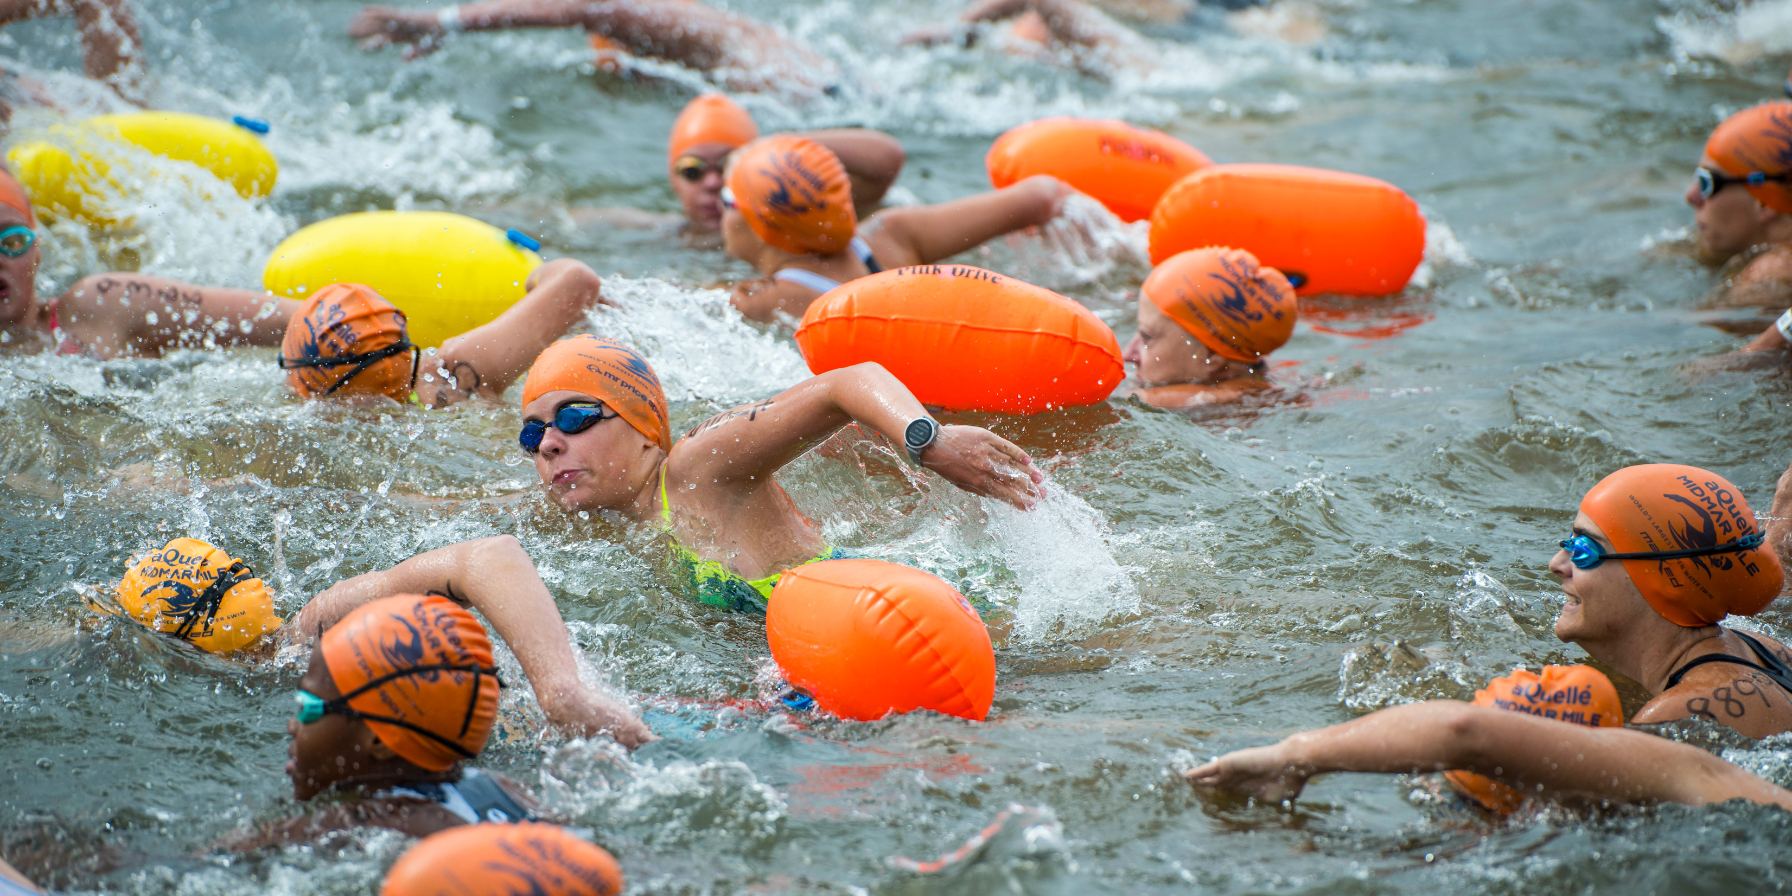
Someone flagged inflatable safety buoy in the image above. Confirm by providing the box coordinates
[262,211,543,349]
[5,111,277,225]
[793,265,1123,414]
[767,559,995,722]
[986,117,1210,223]
[1149,163,1426,297]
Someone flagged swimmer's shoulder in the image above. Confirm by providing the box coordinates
[729,275,820,325]
[1637,658,1792,739]
[1710,244,1792,310]
[222,798,464,851]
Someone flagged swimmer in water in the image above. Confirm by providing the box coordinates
[0,0,144,124]
[382,823,622,896]
[722,135,1071,324]
[903,0,1155,77]
[1687,102,1792,311]
[104,536,653,748]
[0,168,302,358]
[348,0,836,95]
[517,336,1044,612]
[277,259,608,408]
[1121,247,1297,410]
[226,594,549,849]
[568,93,906,246]
[1187,662,1792,813]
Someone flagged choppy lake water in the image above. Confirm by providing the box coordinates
[6,0,1792,892]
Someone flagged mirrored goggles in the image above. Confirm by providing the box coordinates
[1560,531,1764,571]
[0,226,35,258]
[1696,166,1791,199]
[294,662,503,759]
[518,402,619,454]
[674,154,725,183]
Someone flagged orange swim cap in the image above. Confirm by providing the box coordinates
[279,283,416,401]
[381,823,623,896]
[726,136,856,256]
[668,93,759,164]
[0,167,34,226]
[318,594,501,773]
[1141,247,1297,363]
[1580,464,1784,627]
[1443,665,1623,813]
[520,335,671,452]
[1705,102,1792,215]
[114,538,281,654]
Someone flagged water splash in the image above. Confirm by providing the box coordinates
[992,480,1139,641]
[591,277,810,407]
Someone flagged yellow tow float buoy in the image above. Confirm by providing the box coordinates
[262,211,544,349]
[5,111,277,225]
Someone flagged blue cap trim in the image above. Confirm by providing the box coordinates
[506,229,542,252]
[232,116,271,134]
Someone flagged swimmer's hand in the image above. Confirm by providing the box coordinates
[921,425,1045,510]
[349,5,445,60]
[1184,743,1312,805]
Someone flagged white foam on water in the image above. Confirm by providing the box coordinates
[1409,213,1474,288]
[588,277,811,407]
[990,479,1140,641]
[1659,0,1792,63]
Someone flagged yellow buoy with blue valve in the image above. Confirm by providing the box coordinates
[5,111,277,225]
[262,211,544,349]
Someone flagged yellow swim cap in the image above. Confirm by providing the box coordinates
[114,538,281,654]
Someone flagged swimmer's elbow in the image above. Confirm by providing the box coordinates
[1434,703,1501,769]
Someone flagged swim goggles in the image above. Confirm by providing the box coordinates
[169,560,256,642]
[1696,166,1792,199]
[518,401,618,454]
[719,186,738,210]
[0,226,35,258]
[278,338,418,397]
[1559,531,1764,570]
[673,154,725,183]
[294,662,503,759]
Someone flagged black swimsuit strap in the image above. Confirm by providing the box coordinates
[1664,631,1792,694]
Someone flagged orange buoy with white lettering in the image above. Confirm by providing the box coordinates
[793,265,1123,414]
[1149,163,1425,297]
[767,559,995,722]
[986,117,1211,222]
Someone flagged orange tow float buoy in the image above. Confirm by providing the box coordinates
[793,265,1123,414]
[986,117,1211,222]
[767,559,996,722]
[1149,163,1426,297]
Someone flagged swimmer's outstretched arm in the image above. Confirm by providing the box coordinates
[287,535,656,749]
[1186,701,1792,811]
[956,0,1131,49]
[53,274,299,359]
[674,361,1045,509]
[417,259,608,408]
[802,130,907,213]
[1766,454,1792,577]
[870,174,1069,267]
[0,0,143,98]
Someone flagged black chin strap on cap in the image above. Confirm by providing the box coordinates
[171,560,254,641]
[279,339,417,397]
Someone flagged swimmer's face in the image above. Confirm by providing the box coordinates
[1123,295,1229,386]
[0,203,38,327]
[524,389,658,513]
[1688,153,1781,266]
[287,649,404,801]
[1549,511,1653,647]
[671,143,733,233]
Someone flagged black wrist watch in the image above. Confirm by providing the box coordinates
[904,416,940,466]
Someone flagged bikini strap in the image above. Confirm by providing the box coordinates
[1664,631,1792,694]
[773,267,843,294]
[850,236,882,274]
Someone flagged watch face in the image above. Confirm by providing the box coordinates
[905,418,935,448]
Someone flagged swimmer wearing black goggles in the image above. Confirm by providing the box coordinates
[295,662,503,759]
[278,339,419,397]
[1695,166,1792,199]
[518,402,619,454]
[1560,530,1765,571]
[0,226,34,258]
[672,154,726,183]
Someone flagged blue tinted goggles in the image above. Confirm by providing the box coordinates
[518,402,618,454]
[1561,531,1764,570]
[0,226,34,258]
